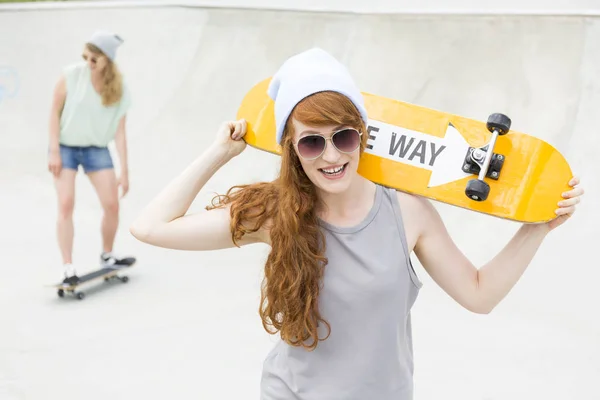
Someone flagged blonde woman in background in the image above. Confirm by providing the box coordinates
[48,31,135,285]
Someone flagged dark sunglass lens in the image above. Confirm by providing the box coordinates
[333,129,360,152]
[298,136,325,158]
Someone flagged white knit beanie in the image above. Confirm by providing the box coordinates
[267,47,369,145]
[87,30,124,61]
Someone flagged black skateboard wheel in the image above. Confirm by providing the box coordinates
[486,113,511,135]
[120,276,129,283]
[57,289,64,298]
[76,292,85,300]
[466,179,490,201]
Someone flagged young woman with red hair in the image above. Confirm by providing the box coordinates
[130,48,583,399]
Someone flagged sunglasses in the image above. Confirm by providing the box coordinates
[82,54,98,64]
[295,128,363,160]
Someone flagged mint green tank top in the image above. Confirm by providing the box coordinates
[59,62,131,147]
[260,184,422,399]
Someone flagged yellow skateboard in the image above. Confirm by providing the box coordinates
[236,78,573,223]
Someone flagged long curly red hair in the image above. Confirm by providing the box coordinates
[208,90,368,350]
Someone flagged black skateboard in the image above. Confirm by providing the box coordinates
[53,258,136,300]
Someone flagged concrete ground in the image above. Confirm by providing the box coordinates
[0,3,598,399]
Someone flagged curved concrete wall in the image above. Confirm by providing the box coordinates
[1,0,600,14]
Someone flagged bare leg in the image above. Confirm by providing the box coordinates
[87,168,119,253]
[54,169,77,265]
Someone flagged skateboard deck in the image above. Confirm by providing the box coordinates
[52,259,136,300]
[236,77,573,223]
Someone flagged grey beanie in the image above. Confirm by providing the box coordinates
[267,48,368,145]
[87,30,124,61]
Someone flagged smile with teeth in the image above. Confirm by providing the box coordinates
[319,163,347,176]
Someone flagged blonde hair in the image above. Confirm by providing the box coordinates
[86,43,123,106]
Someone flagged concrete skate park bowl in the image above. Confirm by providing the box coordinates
[0,1,598,399]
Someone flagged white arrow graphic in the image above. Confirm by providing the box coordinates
[364,119,471,187]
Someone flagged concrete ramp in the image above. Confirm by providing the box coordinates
[1,4,598,400]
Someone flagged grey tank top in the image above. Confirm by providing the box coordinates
[260,184,422,400]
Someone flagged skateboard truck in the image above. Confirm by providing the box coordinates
[464,113,511,201]
[462,146,505,181]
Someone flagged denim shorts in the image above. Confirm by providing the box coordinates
[59,144,114,173]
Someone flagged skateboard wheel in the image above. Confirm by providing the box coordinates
[57,289,65,298]
[76,292,85,300]
[120,276,129,283]
[486,113,511,135]
[465,179,490,201]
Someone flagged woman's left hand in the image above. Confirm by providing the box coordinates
[546,176,584,231]
[118,174,130,198]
